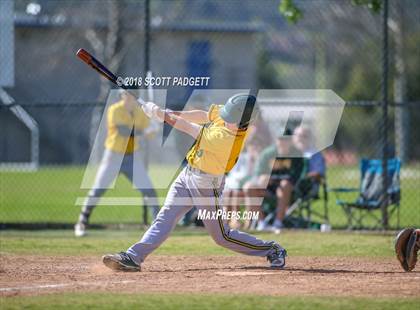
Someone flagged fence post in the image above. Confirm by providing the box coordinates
[381,0,389,229]
[142,0,151,225]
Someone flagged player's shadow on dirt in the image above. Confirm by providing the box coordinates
[149,266,239,273]
[149,266,402,274]
[240,266,403,274]
[148,266,416,274]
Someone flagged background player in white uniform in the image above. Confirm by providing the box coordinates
[75,91,159,237]
[223,137,264,229]
[102,94,287,271]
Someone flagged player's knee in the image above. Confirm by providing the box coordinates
[258,174,270,186]
[243,184,260,197]
[212,235,229,247]
[207,226,230,247]
[275,186,283,198]
[281,180,293,191]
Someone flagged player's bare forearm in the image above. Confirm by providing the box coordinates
[156,110,201,138]
[170,110,208,124]
[167,115,201,138]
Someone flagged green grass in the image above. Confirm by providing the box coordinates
[0,165,170,224]
[2,293,419,310]
[0,230,397,257]
[1,164,419,228]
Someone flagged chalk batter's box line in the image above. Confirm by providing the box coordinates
[74,197,264,206]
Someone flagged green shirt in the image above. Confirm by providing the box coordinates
[255,145,305,183]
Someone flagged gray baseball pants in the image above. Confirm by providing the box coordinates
[127,166,278,264]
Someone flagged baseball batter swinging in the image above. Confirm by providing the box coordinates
[102,93,287,271]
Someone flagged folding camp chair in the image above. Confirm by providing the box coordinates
[285,176,329,228]
[330,158,401,230]
[261,176,329,229]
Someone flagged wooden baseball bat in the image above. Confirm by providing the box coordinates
[76,48,142,103]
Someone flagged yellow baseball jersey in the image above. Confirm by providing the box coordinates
[186,104,248,175]
[105,100,150,154]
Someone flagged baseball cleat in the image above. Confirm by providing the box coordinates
[74,223,86,237]
[267,245,287,268]
[102,252,141,272]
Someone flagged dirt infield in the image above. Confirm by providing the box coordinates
[1,254,419,298]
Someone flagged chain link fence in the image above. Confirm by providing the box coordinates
[1,0,419,229]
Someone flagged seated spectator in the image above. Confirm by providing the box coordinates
[246,113,272,150]
[293,126,326,197]
[243,129,304,231]
[223,138,264,229]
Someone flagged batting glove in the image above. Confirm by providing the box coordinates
[142,101,159,118]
